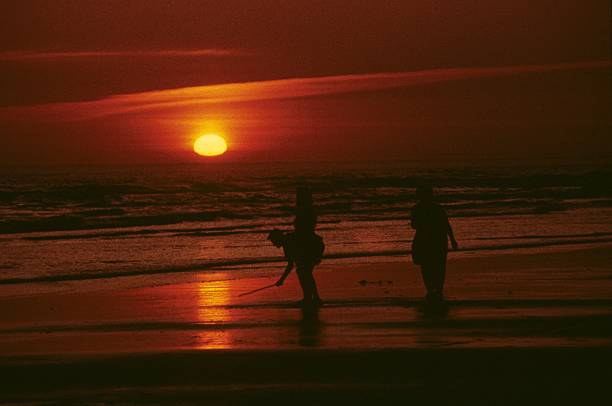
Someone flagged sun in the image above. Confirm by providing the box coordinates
[193,134,227,157]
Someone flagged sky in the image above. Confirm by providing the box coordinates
[0,0,610,165]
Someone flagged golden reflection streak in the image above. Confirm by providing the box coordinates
[196,280,233,349]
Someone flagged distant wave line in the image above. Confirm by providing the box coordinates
[3,198,612,235]
[2,237,612,285]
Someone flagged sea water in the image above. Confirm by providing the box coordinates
[1,161,611,286]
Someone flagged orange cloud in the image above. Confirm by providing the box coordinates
[3,60,610,121]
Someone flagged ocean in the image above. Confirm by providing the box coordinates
[1,161,612,286]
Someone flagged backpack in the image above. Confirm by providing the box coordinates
[310,233,325,265]
[293,233,325,265]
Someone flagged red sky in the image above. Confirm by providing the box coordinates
[1,0,610,165]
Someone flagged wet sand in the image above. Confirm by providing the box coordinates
[1,244,612,404]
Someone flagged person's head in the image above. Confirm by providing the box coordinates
[296,185,313,208]
[267,229,285,247]
[416,182,434,202]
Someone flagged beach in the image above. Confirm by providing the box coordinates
[2,1,611,403]
[2,244,611,404]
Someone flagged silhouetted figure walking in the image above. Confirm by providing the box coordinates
[268,230,324,306]
[411,183,457,301]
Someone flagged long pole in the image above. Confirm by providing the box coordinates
[238,283,277,297]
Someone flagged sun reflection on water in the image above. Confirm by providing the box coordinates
[196,279,234,349]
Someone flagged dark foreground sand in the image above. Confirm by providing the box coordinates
[1,245,612,404]
[2,348,612,405]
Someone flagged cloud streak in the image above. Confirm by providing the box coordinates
[0,49,245,61]
[3,60,610,121]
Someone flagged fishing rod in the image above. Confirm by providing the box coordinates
[238,283,277,297]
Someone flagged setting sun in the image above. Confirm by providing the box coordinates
[193,134,227,157]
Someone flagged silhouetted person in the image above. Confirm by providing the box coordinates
[411,183,457,302]
[294,185,317,236]
[268,229,324,306]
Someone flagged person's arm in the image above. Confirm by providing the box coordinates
[276,260,294,286]
[447,218,458,250]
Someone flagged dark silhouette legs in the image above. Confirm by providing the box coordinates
[420,258,447,301]
[297,265,322,305]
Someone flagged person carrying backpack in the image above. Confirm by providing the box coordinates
[268,229,324,306]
